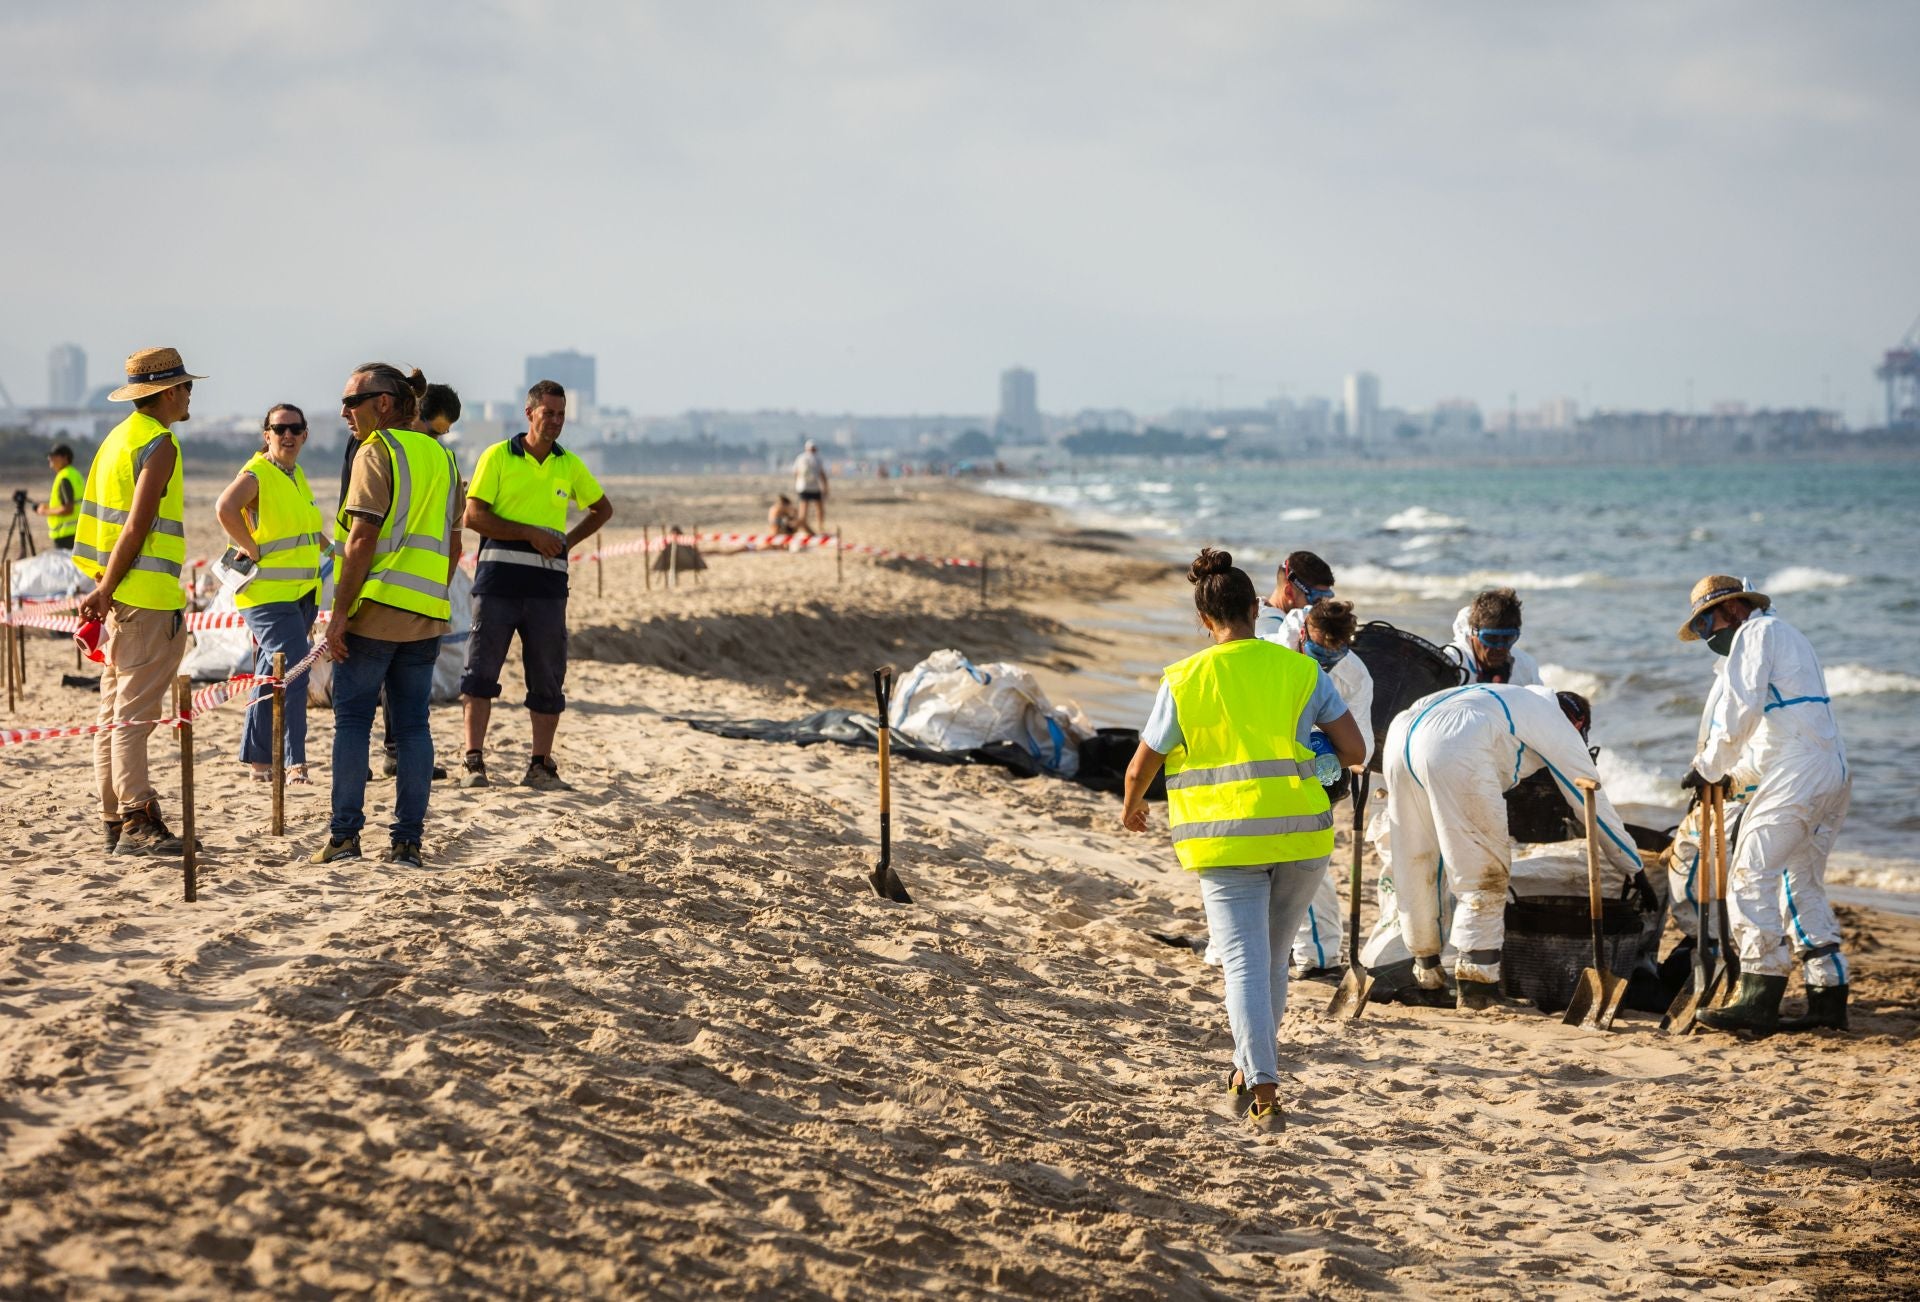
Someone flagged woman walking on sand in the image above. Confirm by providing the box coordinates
[215,403,324,785]
[1121,548,1367,1135]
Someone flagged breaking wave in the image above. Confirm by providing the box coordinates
[1825,664,1920,697]
[1593,750,1679,810]
[1340,564,1602,601]
[1762,566,1853,594]
[1380,506,1466,532]
[1538,663,1607,700]
[1279,507,1323,522]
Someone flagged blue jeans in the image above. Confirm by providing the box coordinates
[1200,858,1329,1089]
[239,595,316,766]
[329,633,440,844]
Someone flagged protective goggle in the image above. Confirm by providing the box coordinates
[1472,626,1520,649]
[1688,609,1720,641]
[1303,636,1348,670]
[1286,568,1335,605]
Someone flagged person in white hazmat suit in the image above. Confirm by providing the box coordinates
[1260,597,1375,975]
[1445,587,1542,687]
[1678,576,1853,1036]
[1385,682,1641,1008]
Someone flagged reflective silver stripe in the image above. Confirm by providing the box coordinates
[254,566,319,581]
[71,541,107,563]
[257,532,322,554]
[371,530,449,561]
[370,568,450,601]
[478,545,567,572]
[81,500,130,523]
[1169,812,1335,842]
[382,430,412,550]
[128,554,184,577]
[151,517,185,537]
[1164,758,1317,789]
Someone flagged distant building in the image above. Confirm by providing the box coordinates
[524,349,597,411]
[1343,371,1380,445]
[996,366,1042,444]
[48,344,86,407]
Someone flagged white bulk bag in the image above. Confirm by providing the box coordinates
[889,649,1093,776]
[9,551,93,602]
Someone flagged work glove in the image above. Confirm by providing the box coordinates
[1624,869,1661,914]
[1680,768,1730,795]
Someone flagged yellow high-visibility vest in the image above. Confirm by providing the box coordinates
[351,429,457,622]
[1162,638,1334,869]
[47,464,84,541]
[72,411,186,611]
[235,453,322,609]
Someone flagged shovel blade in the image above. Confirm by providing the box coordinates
[1585,973,1628,1031]
[868,863,913,904]
[1563,968,1603,1027]
[1325,967,1375,1020]
[1663,980,1706,1034]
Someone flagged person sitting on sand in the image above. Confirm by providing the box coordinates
[768,494,803,535]
[1121,548,1366,1137]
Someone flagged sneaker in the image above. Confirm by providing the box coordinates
[458,753,489,789]
[311,834,362,864]
[1246,1100,1286,1136]
[114,804,184,856]
[103,819,123,853]
[382,840,424,868]
[385,756,448,780]
[1223,1064,1253,1117]
[521,757,573,791]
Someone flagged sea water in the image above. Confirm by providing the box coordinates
[991,458,1920,891]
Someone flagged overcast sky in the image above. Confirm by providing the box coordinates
[4,0,1916,422]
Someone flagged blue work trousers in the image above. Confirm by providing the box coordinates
[329,633,440,844]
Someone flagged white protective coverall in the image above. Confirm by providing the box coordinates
[1445,606,1542,687]
[1663,673,1762,942]
[1689,610,1851,987]
[1385,683,1640,985]
[1257,606,1378,971]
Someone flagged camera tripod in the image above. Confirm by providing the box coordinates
[3,490,37,561]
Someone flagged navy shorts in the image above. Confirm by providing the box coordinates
[460,595,569,714]
[799,490,823,502]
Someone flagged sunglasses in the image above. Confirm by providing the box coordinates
[341,391,386,410]
[268,423,308,435]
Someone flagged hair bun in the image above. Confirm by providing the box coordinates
[405,367,428,396]
[1188,547,1233,583]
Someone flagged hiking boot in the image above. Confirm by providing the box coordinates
[311,833,362,865]
[1696,973,1787,1038]
[1457,977,1503,1011]
[1778,984,1849,1033]
[382,840,424,869]
[521,756,572,791]
[1245,1100,1286,1136]
[114,803,183,856]
[103,819,123,853]
[457,752,489,789]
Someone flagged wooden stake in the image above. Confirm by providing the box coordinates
[642,524,651,591]
[270,651,286,837]
[177,675,197,903]
[979,555,989,602]
[836,528,843,584]
[595,551,603,598]
[669,529,678,589]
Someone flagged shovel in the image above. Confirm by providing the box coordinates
[1326,768,1376,1020]
[1702,784,1742,1009]
[1663,783,1721,1034]
[867,666,913,904]
[1563,776,1628,1030]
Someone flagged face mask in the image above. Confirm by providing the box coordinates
[1303,636,1347,671]
[1705,626,1737,657]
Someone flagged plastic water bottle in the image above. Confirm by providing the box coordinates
[1307,732,1342,786]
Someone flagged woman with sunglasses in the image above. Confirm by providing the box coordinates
[215,404,324,784]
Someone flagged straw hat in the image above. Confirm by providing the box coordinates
[108,347,207,402]
[1678,573,1771,641]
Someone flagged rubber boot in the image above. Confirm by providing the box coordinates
[1456,976,1501,1010]
[1696,973,1787,1037]
[1778,984,1848,1033]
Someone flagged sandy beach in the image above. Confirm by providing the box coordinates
[2,477,1916,1299]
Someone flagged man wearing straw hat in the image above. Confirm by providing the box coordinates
[73,347,206,855]
[1680,575,1853,1036]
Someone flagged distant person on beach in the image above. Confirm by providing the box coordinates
[215,403,323,786]
[1121,548,1365,1136]
[793,440,828,532]
[1679,575,1853,1036]
[768,494,803,535]
[36,443,83,550]
[74,347,204,855]
[1265,597,1377,978]
[1445,587,1541,686]
[1443,595,1536,695]
[1383,684,1637,1009]
[457,378,612,792]
[315,363,460,868]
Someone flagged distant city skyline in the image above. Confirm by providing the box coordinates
[2,3,1916,427]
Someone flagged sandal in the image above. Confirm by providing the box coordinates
[248,763,271,783]
[1224,1063,1253,1115]
[1246,1099,1286,1136]
[288,764,312,786]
